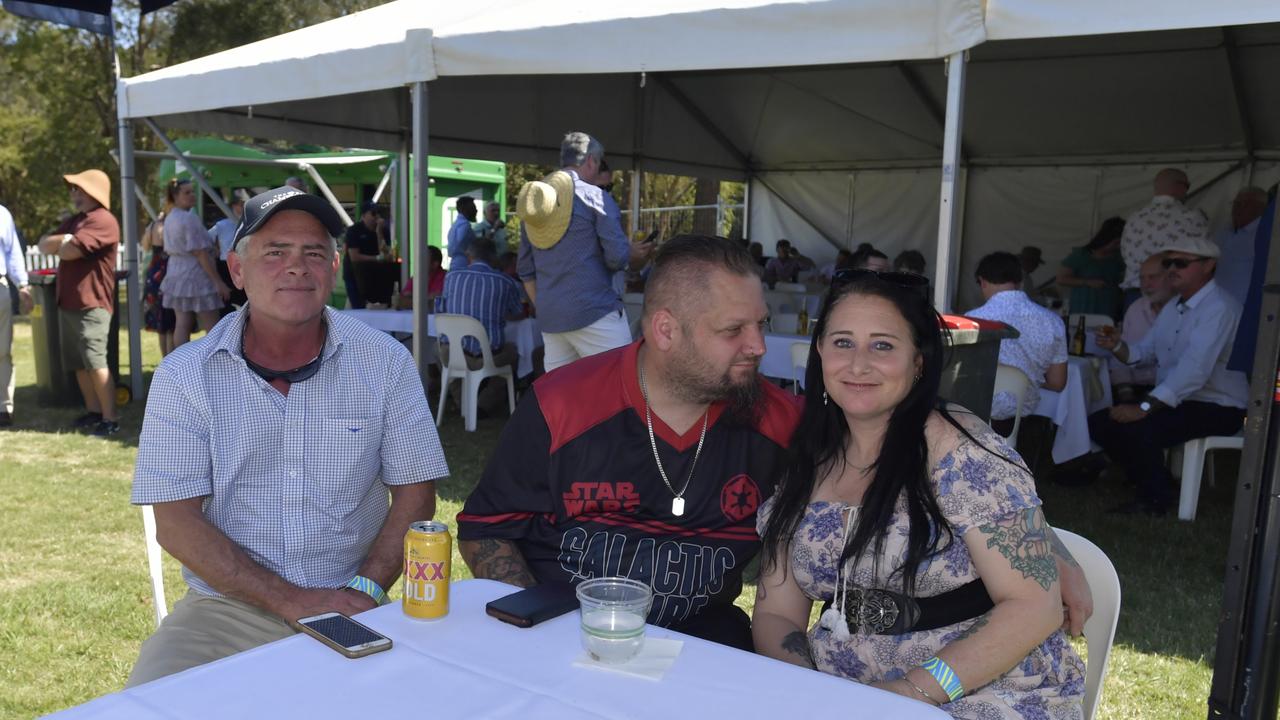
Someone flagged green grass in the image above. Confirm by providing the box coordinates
[0,318,1244,719]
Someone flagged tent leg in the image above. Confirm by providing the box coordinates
[934,51,967,314]
[142,118,234,220]
[411,82,431,390]
[629,169,642,237]
[118,116,144,402]
[299,162,353,226]
[399,142,410,289]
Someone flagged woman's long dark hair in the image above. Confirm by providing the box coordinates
[1083,216,1125,253]
[760,275,955,595]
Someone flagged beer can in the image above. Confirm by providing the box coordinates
[403,520,451,620]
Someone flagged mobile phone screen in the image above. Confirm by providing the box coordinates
[300,615,385,648]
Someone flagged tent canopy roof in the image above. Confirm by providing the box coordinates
[118,1,1280,179]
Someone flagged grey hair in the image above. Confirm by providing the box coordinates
[233,232,338,257]
[560,131,604,168]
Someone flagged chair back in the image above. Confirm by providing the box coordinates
[1068,313,1114,329]
[435,314,496,371]
[771,313,801,335]
[773,281,807,293]
[763,290,801,315]
[790,341,809,394]
[1055,529,1122,720]
[141,505,168,628]
[992,364,1032,439]
[622,297,645,340]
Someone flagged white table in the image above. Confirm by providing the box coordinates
[761,331,812,388]
[1032,355,1113,464]
[51,580,947,720]
[340,310,542,378]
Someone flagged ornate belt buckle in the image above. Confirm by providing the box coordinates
[844,586,901,634]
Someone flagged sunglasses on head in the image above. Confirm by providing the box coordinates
[1162,256,1208,270]
[832,267,930,290]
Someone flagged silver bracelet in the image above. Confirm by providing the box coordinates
[903,675,943,706]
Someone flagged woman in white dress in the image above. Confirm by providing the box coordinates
[159,180,230,347]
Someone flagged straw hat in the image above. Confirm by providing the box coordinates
[516,171,574,249]
[1163,234,1220,258]
[63,169,112,211]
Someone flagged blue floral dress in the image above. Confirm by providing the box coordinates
[760,415,1084,719]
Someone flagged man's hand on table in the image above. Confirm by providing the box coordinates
[280,587,377,623]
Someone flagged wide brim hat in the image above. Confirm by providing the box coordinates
[1162,234,1220,259]
[516,171,574,250]
[233,186,346,247]
[63,169,111,211]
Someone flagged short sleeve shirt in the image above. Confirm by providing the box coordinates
[966,290,1069,420]
[54,208,119,311]
[1120,196,1209,289]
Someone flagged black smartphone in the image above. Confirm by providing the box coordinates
[643,229,659,244]
[485,583,580,628]
[295,612,393,658]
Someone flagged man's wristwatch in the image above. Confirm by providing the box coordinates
[1139,400,1153,413]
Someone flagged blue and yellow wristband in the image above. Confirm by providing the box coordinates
[922,656,965,702]
[345,575,389,605]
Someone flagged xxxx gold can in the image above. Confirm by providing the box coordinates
[403,520,451,620]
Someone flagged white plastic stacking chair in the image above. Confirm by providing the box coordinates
[141,505,168,627]
[1172,433,1245,521]
[790,341,809,395]
[1068,313,1114,329]
[622,293,645,340]
[434,314,516,432]
[991,364,1033,439]
[773,281,807,293]
[1054,529,1121,720]
[770,313,801,335]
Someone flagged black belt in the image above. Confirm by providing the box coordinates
[819,578,993,635]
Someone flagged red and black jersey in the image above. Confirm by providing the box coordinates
[458,340,800,628]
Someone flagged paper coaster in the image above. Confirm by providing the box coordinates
[572,637,684,681]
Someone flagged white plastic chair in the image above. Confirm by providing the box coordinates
[763,290,801,315]
[1068,313,1113,329]
[992,364,1033,439]
[790,341,809,394]
[141,505,168,628]
[1171,433,1244,521]
[1054,528,1121,720]
[622,293,645,340]
[434,314,516,432]
[770,313,801,335]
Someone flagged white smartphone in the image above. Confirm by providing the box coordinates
[295,612,393,658]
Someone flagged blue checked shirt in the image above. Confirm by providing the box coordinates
[131,307,449,597]
[0,204,26,287]
[435,260,523,355]
[517,170,630,333]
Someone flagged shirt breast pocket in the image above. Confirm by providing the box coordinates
[313,418,384,506]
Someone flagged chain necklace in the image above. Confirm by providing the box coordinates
[638,360,708,517]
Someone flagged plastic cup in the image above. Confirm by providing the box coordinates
[576,577,652,664]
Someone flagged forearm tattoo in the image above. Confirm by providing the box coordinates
[465,539,536,587]
[782,630,816,669]
[979,507,1059,591]
[952,612,990,643]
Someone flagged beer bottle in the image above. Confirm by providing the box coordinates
[1071,316,1086,355]
[797,306,809,335]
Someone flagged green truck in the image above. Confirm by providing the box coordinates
[157,138,506,306]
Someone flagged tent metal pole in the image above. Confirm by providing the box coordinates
[629,170,642,237]
[372,160,395,204]
[117,114,144,401]
[142,119,234,220]
[743,175,751,241]
[298,163,354,227]
[399,142,409,289]
[411,82,431,389]
[934,51,967,313]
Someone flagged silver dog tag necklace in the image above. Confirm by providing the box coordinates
[638,361,708,517]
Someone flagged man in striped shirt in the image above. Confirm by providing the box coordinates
[437,236,525,411]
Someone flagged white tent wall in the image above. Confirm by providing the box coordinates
[750,160,1280,311]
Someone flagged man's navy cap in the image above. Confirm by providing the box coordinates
[232,186,346,246]
[360,201,382,215]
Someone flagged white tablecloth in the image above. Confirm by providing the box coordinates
[339,310,542,378]
[52,580,946,720]
[1032,355,1113,464]
[760,331,812,387]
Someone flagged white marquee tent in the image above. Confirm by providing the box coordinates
[114,0,1280,392]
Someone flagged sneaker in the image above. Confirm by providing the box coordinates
[91,420,120,437]
[73,412,103,429]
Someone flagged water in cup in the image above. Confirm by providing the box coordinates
[576,577,653,664]
[581,608,646,663]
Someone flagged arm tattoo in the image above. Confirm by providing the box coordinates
[781,630,816,669]
[1046,527,1081,568]
[978,507,1059,591]
[464,539,536,588]
[952,612,990,642]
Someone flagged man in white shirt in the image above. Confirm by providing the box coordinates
[1109,254,1173,397]
[1120,168,1208,311]
[208,191,246,311]
[1092,234,1248,516]
[966,252,1067,436]
[1214,186,1268,307]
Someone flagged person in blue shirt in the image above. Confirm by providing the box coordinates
[448,196,478,270]
[0,202,31,427]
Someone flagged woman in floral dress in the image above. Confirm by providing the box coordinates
[159,179,230,348]
[754,269,1084,719]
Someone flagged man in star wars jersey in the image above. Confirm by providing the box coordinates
[459,234,800,650]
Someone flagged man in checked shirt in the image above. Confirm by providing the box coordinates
[127,187,448,686]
